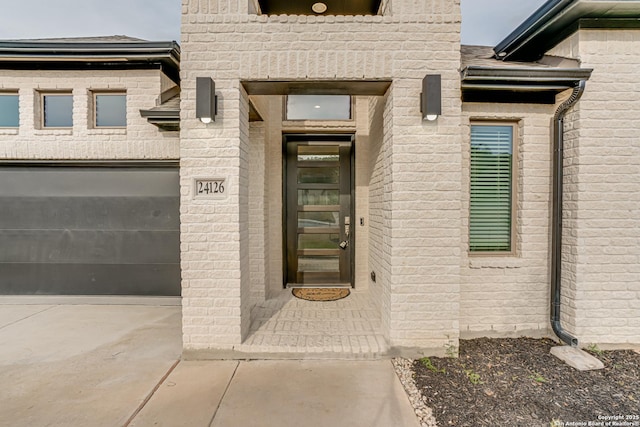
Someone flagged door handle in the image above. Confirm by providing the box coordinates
[339,216,350,250]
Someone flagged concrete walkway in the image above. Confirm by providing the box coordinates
[0,301,420,427]
[131,360,420,427]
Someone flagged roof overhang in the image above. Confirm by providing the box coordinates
[255,0,382,15]
[139,109,181,132]
[139,88,265,131]
[495,0,640,62]
[462,66,593,104]
[0,40,181,83]
[242,79,392,96]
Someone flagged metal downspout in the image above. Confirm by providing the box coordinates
[551,80,586,347]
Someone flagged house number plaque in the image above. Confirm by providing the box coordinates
[194,178,227,199]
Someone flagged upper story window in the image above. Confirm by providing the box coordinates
[93,92,127,128]
[469,123,517,254]
[254,0,383,15]
[42,92,73,128]
[286,95,351,120]
[0,92,19,128]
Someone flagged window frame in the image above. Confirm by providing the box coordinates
[0,91,19,128]
[468,120,519,256]
[91,90,127,129]
[40,91,73,129]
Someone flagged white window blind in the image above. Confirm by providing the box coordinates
[470,125,513,252]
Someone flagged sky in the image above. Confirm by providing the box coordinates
[0,0,549,46]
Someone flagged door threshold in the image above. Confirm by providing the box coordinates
[286,283,352,289]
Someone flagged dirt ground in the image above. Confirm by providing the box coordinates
[411,338,640,427]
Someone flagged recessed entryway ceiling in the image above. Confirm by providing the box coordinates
[257,0,382,15]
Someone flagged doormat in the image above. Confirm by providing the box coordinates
[292,288,350,302]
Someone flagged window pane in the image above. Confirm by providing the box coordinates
[44,95,73,127]
[287,95,351,120]
[96,94,126,127]
[0,94,19,127]
[470,125,513,252]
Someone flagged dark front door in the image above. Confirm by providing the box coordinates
[285,135,354,287]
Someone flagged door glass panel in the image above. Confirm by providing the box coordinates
[298,145,339,162]
[298,256,339,272]
[298,234,340,249]
[298,189,339,205]
[297,167,339,184]
[298,212,339,228]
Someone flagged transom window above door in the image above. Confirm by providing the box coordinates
[255,0,382,15]
[286,95,352,121]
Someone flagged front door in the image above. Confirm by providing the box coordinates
[285,134,353,287]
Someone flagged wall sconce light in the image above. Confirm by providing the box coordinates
[196,77,217,123]
[420,74,442,121]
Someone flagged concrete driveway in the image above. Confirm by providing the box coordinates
[0,299,420,427]
[0,298,182,427]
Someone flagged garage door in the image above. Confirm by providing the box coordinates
[0,165,180,296]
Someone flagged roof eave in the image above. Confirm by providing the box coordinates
[0,41,180,69]
[494,0,576,60]
[494,0,640,62]
[139,107,180,131]
[462,66,593,81]
[139,109,180,119]
[461,65,593,104]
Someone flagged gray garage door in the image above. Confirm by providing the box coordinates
[0,165,180,296]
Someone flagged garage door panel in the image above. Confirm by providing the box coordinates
[0,230,179,264]
[0,166,180,296]
[0,168,177,197]
[0,263,180,295]
[1,197,179,230]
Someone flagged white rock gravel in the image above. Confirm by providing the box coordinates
[392,358,439,427]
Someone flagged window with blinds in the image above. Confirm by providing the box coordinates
[470,124,515,252]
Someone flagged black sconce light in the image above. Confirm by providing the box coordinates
[420,74,441,121]
[196,77,217,123]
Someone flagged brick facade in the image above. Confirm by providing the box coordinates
[3,1,638,356]
[0,69,178,160]
[179,0,640,355]
[180,0,464,355]
[550,29,640,347]
[460,103,557,338]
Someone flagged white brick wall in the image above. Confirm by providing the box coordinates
[248,121,266,306]
[354,97,372,291]
[0,69,178,160]
[181,0,464,353]
[560,29,640,346]
[368,93,392,339]
[460,103,557,338]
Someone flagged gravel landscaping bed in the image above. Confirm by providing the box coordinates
[395,338,640,427]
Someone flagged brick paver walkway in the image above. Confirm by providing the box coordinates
[237,290,388,358]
